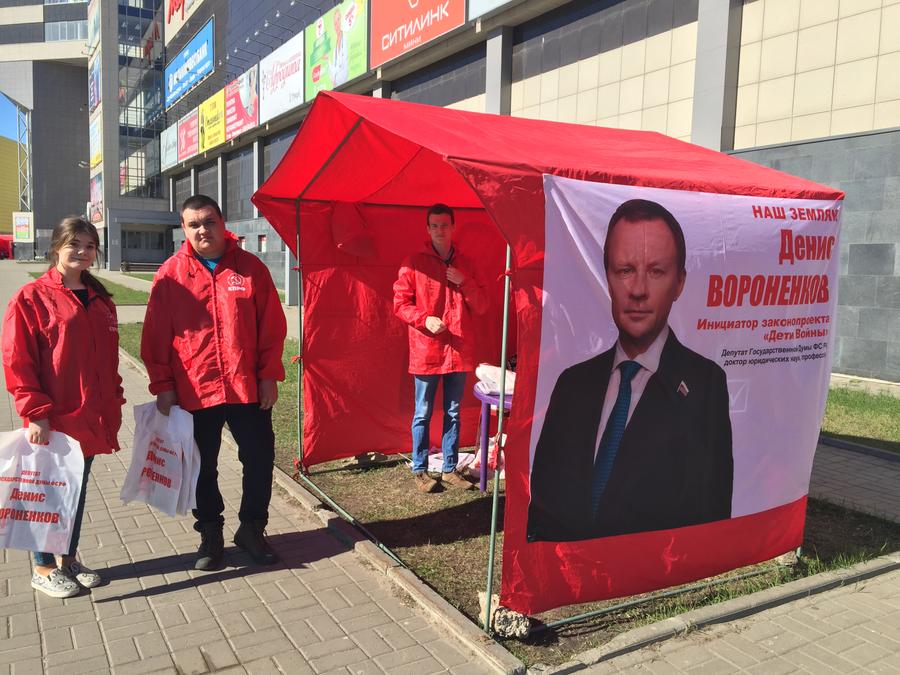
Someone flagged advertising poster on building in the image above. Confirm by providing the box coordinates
[177,108,199,162]
[88,55,101,113]
[89,173,104,224]
[198,89,225,153]
[260,34,304,124]
[89,113,102,169]
[12,212,33,243]
[164,0,206,47]
[161,124,178,171]
[370,0,465,68]
[145,137,160,177]
[506,176,841,614]
[304,0,367,101]
[164,18,214,108]
[87,0,100,54]
[225,65,258,140]
[469,0,511,19]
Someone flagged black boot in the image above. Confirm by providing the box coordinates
[195,524,224,571]
[233,520,279,565]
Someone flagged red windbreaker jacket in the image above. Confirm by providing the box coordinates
[2,269,124,457]
[141,236,287,412]
[393,243,489,375]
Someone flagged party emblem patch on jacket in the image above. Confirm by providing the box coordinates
[227,273,247,292]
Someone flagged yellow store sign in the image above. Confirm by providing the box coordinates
[199,89,225,153]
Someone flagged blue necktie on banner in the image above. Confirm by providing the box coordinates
[592,360,642,519]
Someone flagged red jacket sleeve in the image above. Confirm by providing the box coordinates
[2,295,53,422]
[460,265,489,317]
[141,274,176,395]
[393,259,428,330]
[254,262,287,382]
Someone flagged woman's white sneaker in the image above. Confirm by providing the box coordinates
[31,569,80,598]
[60,561,102,588]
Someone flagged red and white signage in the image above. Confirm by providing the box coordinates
[370,0,465,69]
[177,108,199,162]
[225,65,259,140]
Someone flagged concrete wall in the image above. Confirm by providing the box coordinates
[732,127,900,380]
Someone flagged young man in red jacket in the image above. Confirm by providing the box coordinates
[393,204,489,492]
[142,195,287,570]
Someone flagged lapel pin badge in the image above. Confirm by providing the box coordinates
[677,381,689,397]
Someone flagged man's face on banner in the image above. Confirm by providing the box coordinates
[605,217,686,357]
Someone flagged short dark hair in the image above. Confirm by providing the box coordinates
[426,203,454,225]
[604,199,686,272]
[181,194,222,220]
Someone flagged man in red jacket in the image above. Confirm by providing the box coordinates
[393,204,488,493]
[142,194,287,570]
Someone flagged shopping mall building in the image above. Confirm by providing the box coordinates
[2,0,899,379]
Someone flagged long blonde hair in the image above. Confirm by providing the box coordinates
[49,216,111,299]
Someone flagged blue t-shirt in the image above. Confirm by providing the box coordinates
[194,252,222,272]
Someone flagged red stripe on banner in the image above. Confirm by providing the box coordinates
[500,497,807,616]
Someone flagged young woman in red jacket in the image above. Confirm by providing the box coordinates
[2,217,124,598]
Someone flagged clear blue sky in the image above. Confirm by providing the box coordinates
[0,93,18,141]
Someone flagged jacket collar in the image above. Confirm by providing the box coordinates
[38,266,98,301]
[422,240,455,264]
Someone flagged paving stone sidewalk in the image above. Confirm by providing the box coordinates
[0,262,493,674]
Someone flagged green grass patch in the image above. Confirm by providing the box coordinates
[28,272,149,305]
[125,272,156,283]
[822,386,900,454]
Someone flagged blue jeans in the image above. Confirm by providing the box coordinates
[34,456,94,567]
[412,372,467,474]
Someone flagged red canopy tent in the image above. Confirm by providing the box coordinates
[253,91,843,616]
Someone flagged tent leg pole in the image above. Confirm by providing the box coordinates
[295,199,305,474]
[483,245,512,635]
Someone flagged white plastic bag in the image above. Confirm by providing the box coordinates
[120,402,199,517]
[0,429,85,555]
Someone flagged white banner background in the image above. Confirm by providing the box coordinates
[260,33,304,125]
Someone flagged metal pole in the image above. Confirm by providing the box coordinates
[483,244,512,634]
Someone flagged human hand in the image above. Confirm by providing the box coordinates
[425,316,447,334]
[27,419,50,445]
[259,379,278,410]
[446,266,465,285]
[156,390,177,416]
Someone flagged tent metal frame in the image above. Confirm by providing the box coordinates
[270,117,787,639]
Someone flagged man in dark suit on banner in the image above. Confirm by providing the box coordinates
[527,198,733,543]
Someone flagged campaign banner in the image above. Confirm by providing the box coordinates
[469,0,512,20]
[370,0,465,69]
[165,18,214,108]
[12,212,33,243]
[505,176,841,614]
[177,108,199,162]
[225,65,258,140]
[88,55,101,113]
[89,172,104,224]
[164,0,206,47]
[161,124,178,171]
[260,33,304,124]
[87,0,100,54]
[89,113,102,169]
[305,0,367,101]
[198,89,225,153]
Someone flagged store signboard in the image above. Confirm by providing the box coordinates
[161,125,178,171]
[87,0,100,54]
[260,34,304,123]
[198,89,225,153]
[88,55,101,113]
[164,18,214,108]
[370,0,465,68]
[177,107,199,162]
[305,0,367,101]
[12,212,33,243]
[164,0,206,47]
[469,0,512,19]
[89,173,104,224]
[89,113,102,169]
[225,65,259,140]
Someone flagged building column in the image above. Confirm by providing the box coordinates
[372,80,392,98]
[168,175,176,212]
[253,138,263,219]
[216,155,226,215]
[485,26,512,115]
[189,165,199,196]
[690,0,743,151]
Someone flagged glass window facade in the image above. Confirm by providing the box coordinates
[225,146,254,222]
[45,20,87,41]
[45,0,88,4]
[197,160,218,200]
[263,126,299,179]
[173,172,192,209]
[118,0,164,198]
